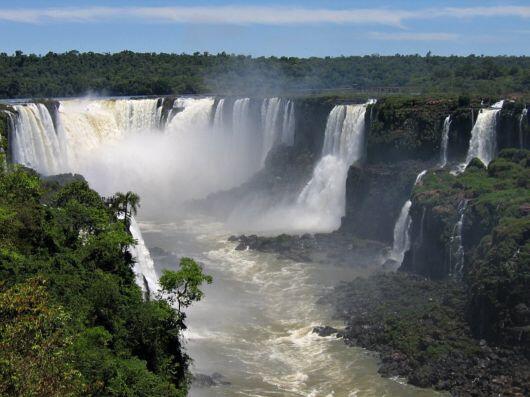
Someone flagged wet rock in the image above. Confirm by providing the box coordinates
[192,372,230,388]
[229,232,385,267]
[313,326,338,337]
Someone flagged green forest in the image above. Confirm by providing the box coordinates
[1,51,530,98]
[0,166,210,396]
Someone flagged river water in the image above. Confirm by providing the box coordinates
[140,216,438,397]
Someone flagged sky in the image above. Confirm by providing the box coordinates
[0,0,529,57]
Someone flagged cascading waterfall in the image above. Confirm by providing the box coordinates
[439,115,451,168]
[389,170,427,265]
[463,100,504,168]
[213,98,226,131]
[520,108,528,149]
[260,97,283,164]
[260,98,296,164]
[449,200,468,278]
[129,216,159,295]
[281,100,296,146]
[295,102,371,231]
[11,103,67,175]
[114,98,160,131]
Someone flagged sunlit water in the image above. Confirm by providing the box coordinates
[140,216,438,397]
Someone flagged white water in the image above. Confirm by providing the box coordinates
[261,98,283,164]
[11,103,67,175]
[463,100,504,168]
[140,217,436,397]
[520,108,528,149]
[389,170,427,265]
[295,102,370,231]
[260,98,296,164]
[439,115,451,168]
[449,200,468,278]
[129,216,159,294]
[281,99,296,146]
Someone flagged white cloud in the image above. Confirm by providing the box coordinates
[369,32,459,41]
[0,5,528,26]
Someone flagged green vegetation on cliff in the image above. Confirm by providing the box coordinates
[406,150,530,344]
[1,51,530,98]
[0,166,210,396]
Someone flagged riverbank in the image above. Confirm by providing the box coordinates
[320,272,529,396]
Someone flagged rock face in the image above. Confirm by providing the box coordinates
[341,160,430,243]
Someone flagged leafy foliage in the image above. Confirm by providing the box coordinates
[159,258,213,314]
[0,167,199,396]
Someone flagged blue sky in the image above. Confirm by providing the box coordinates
[0,0,529,56]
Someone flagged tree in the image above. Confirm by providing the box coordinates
[158,258,213,315]
[109,191,140,230]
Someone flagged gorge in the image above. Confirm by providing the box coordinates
[1,93,529,396]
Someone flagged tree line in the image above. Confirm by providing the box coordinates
[0,51,529,98]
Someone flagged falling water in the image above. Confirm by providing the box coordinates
[129,216,159,294]
[259,98,296,164]
[260,98,283,164]
[295,102,371,231]
[11,103,66,175]
[281,100,296,146]
[389,200,412,265]
[449,200,468,278]
[213,99,226,131]
[389,170,428,265]
[520,108,528,149]
[114,98,160,131]
[232,98,251,142]
[439,115,451,168]
[464,100,504,167]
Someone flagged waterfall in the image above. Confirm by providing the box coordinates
[166,97,215,135]
[520,108,528,149]
[114,98,160,132]
[439,115,451,168]
[232,98,251,140]
[129,217,159,296]
[295,102,371,231]
[11,103,67,175]
[281,100,296,146]
[260,98,282,164]
[390,200,412,265]
[213,99,226,131]
[232,98,262,183]
[389,170,428,265]
[464,100,503,167]
[449,200,468,278]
